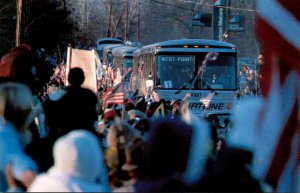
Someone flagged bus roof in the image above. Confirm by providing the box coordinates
[156,39,235,47]
[133,48,141,57]
[139,39,236,55]
[112,46,138,57]
[103,44,124,53]
[96,38,124,45]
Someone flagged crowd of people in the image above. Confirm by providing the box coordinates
[1,0,298,190]
[0,43,272,192]
[238,62,263,98]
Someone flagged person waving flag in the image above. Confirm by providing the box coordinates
[102,83,125,108]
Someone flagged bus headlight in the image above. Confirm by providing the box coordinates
[227,103,233,109]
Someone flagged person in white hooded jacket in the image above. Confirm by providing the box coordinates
[28,130,110,192]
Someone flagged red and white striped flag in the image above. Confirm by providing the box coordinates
[252,0,300,191]
[107,62,117,80]
[102,83,125,108]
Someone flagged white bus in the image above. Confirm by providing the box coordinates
[96,38,124,61]
[132,38,238,128]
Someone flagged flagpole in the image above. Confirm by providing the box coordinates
[120,68,132,120]
[201,91,215,116]
[121,77,126,119]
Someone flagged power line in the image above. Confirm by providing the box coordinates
[149,0,259,13]
[192,0,259,12]
[150,0,195,11]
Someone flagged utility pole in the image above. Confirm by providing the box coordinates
[190,0,198,38]
[107,0,112,37]
[137,2,140,42]
[112,5,126,37]
[16,0,23,46]
[85,0,88,37]
[124,0,129,41]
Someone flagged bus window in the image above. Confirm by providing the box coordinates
[198,54,236,90]
[157,55,195,89]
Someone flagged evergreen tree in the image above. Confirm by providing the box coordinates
[0,1,16,57]
[25,0,75,50]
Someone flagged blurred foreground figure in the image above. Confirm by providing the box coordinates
[25,67,98,172]
[28,130,110,192]
[134,115,211,192]
[0,82,38,191]
[0,44,49,95]
[0,44,50,141]
[227,0,300,192]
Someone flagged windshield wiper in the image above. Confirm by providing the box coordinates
[175,77,210,94]
[174,78,194,94]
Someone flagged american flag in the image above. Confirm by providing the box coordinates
[107,62,117,79]
[101,87,112,107]
[102,83,125,108]
[251,1,300,191]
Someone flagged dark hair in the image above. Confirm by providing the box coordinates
[0,44,50,95]
[49,79,60,87]
[125,101,135,111]
[68,67,85,87]
[142,116,193,177]
[135,97,147,113]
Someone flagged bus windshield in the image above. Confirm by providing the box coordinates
[158,55,195,89]
[157,54,236,90]
[124,58,133,68]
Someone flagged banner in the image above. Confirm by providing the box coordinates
[66,47,98,93]
[212,0,227,40]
